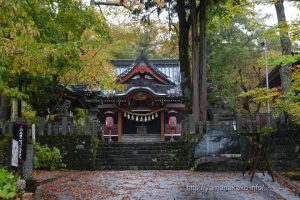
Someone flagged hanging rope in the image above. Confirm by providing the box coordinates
[116,106,166,117]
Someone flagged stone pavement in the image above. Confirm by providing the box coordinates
[33,170,294,200]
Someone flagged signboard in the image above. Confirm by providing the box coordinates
[169,116,177,130]
[11,139,19,167]
[105,117,114,130]
[13,123,28,162]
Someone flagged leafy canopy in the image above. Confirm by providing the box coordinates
[0,0,120,116]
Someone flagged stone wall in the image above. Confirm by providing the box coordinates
[192,130,247,171]
[267,126,300,171]
[37,135,95,170]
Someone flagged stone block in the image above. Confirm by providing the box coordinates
[194,156,244,171]
[194,130,245,159]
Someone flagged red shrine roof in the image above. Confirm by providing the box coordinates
[60,52,183,108]
[119,65,174,85]
[116,52,176,85]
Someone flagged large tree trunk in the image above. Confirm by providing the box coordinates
[176,0,192,110]
[275,0,292,94]
[199,0,207,126]
[191,0,200,124]
[274,0,292,124]
[0,96,11,121]
[17,78,23,118]
[275,0,292,56]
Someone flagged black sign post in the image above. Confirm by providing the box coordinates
[12,123,28,177]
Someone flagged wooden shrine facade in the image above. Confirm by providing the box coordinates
[61,53,185,142]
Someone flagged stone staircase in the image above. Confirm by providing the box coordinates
[122,134,161,143]
[95,141,188,170]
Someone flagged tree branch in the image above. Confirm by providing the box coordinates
[238,69,248,92]
[93,1,133,11]
[253,66,262,82]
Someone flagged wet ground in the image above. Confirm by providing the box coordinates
[33,170,294,200]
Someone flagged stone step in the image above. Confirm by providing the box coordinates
[98,153,187,159]
[99,147,186,152]
[96,156,187,161]
[98,149,186,154]
[96,160,188,166]
[100,141,185,147]
[96,165,188,170]
[101,148,184,151]
[122,134,161,143]
[95,141,188,170]
[96,162,188,166]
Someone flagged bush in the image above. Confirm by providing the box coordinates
[33,143,65,170]
[0,136,10,157]
[0,168,19,199]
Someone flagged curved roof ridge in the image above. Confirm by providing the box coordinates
[117,52,175,84]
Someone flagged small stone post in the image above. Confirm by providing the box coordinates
[189,114,195,134]
[2,123,6,135]
[54,122,59,135]
[236,114,242,133]
[84,115,91,135]
[62,117,67,135]
[8,124,13,135]
[47,123,52,136]
[213,114,220,130]
[38,117,45,136]
[22,144,33,181]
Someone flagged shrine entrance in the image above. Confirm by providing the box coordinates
[123,115,161,134]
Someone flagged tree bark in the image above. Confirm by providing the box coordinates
[0,96,11,121]
[274,0,292,124]
[275,0,292,56]
[176,0,192,110]
[191,0,200,123]
[199,0,207,126]
[274,0,292,94]
[17,78,23,118]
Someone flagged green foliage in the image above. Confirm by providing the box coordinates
[0,168,19,200]
[207,11,265,109]
[33,143,65,170]
[0,0,117,116]
[73,108,88,126]
[237,88,280,104]
[22,102,37,124]
[274,64,300,124]
[105,13,178,59]
[260,126,277,136]
[0,136,10,157]
[259,54,300,68]
[91,135,101,168]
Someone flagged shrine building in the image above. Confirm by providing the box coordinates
[62,52,185,142]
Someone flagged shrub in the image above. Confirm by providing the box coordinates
[33,143,65,170]
[0,168,19,199]
[0,136,10,157]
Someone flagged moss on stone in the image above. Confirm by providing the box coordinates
[37,135,94,170]
[91,135,101,169]
[281,170,300,181]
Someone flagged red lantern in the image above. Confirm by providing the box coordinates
[168,116,177,130]
[105,117,114,130]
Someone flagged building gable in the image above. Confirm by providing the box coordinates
[116,52,175,85]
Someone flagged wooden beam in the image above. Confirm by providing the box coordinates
[118,111,123,143]
[160,111,165,141]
